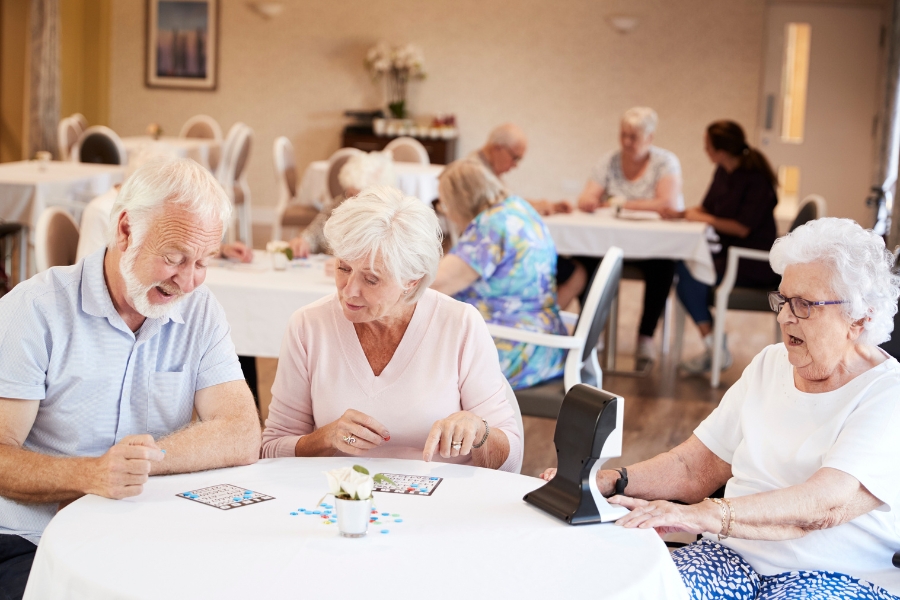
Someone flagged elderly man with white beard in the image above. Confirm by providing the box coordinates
[0,157,260,600]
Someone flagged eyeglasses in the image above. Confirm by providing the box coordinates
[767,291,847,319]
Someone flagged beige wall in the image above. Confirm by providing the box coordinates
[109,0,767,222]
[61,0,111,126]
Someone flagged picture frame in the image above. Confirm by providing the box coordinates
[146,0,218,90]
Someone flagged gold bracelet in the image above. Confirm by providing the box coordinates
[707,498,729,540]
[723,498,735,538]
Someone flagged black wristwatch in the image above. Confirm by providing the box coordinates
[613,467,628,496]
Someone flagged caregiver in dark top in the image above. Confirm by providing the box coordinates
[661,120,779,374]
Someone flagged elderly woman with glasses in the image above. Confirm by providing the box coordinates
[261,186,522,472]
[542,218,900,599]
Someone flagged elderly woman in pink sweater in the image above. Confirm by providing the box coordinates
[261,186,522,472]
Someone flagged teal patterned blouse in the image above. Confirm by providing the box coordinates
[450,196,567,389]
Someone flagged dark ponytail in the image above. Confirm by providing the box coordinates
[707,120,777,187]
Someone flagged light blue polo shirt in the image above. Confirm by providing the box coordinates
[0,249,245,543]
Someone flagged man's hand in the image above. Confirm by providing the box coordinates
[220,242,253,263]
[86,435,165,499]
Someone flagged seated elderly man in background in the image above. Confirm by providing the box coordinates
[467,122,571,217]
[262,186,521,472]
[432,160,568,390]
[288,150,395,258]
[543,218,900,599]
[0,157,261,600]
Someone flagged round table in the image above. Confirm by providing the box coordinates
[24,458,688,599]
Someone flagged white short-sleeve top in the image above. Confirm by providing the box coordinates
[589,146,684,210]
[694,343,900,593]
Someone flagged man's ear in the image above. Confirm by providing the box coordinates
[115,211,132,252]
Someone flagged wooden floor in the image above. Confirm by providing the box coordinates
[253,277,780,478]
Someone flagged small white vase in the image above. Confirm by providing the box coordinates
[270,251,288,271]
[335,498,372,538]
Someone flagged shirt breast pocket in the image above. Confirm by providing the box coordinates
[148,369,194,436]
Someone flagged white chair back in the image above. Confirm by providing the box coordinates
[217,122,247,183]
[272,136,297,242]
[35,207,79,272]
[181,115,223,171]
[384,136,430,164]
[218,123,253,245]
[57,117,81,161]
[325,147,364,202]
[69,113,88,132]
[503,378,525,474]
[73,126,127,165]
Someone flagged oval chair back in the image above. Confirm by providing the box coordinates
[74,126,127,165]
[384,136,430,164]
[325,148,364,202]
[35,207,79,272]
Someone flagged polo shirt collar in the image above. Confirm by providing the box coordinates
[80,249,185,332]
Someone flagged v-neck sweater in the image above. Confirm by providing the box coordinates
[262,289,522,472]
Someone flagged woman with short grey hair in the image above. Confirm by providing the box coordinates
[262,185,522,472]
[543,217,900,598]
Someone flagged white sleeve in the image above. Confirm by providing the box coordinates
[693,348,770,463]
[822,369,900,511]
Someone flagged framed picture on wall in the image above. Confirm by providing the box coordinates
[146,0,218,90]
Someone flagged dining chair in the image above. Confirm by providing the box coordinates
[272,136,318,242]
[218,123,253,246]
[73,126,127,165]
[70,113,89,132]
[486,247,624,419]
[674,194,827,387]
[57,117,82,161]
[324,148,364,205]
[384,137,430,164]
[180,114,223,171]
[0,222,27,293]
[35,207,79,272]
[502,378,525,474]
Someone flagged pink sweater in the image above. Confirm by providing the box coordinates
[261,289,523,472]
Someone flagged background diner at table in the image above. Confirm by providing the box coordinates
[566,106,684,369]
[262,186,521,472]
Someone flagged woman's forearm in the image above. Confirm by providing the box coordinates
[471,427,510,470]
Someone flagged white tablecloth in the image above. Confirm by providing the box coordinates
[203,254,335,358]
[0,161,124,232]
[121,136,219,171]
[25,457,688,600]
[544,209,717,285]
[298,160,443,208]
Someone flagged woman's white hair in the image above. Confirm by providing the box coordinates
[621,106,659,136]
[438,160,507,226]
[108,156,231,246]
[769,217,900,345]
[338,151,396,193]
[324,185,442,303]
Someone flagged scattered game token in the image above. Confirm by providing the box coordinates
[391,513,399,517]
[429,477,438,480]
[313,511,321,514]
[380,530,389,534]
[394,519,403,523]
[290,512,298,516]
[375,521,381,525]
[233,497,241,502]
[381,512,389,516]
[321,514,328,518]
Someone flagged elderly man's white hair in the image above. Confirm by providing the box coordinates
[324,185,442,303]
[770,217,900,345]
[107,156,231,247]
[487,123,527,149]
[621,106,659,136]
[338,151,396,193]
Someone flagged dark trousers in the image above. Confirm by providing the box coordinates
[574,256,676,338]
[0,534,36,600]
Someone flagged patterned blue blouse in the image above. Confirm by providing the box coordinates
[450,196,567,389]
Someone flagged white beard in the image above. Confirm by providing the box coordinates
[120,244,187,319]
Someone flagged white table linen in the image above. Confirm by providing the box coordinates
[25,457,688,600]
[544,208,716,284]
[203,254,335,358]
[0,161,124,233]
[298,160,443,209]
[121,136,219,171]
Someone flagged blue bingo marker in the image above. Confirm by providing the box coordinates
[380,529,389,534]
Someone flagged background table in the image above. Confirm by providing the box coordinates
[25,458,688,599]
[203,254,335,358]
[0,161,124,232]
[121,136,219,171]
[298,160,443,209]
[544,208,716,285]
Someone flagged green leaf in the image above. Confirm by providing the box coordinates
[373,474,397,487]
[352,465,369,475]
[284,247,293,261]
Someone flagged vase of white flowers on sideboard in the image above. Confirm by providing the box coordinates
[365,41,426,119]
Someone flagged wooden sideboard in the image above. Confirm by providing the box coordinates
[341,129,457,165]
